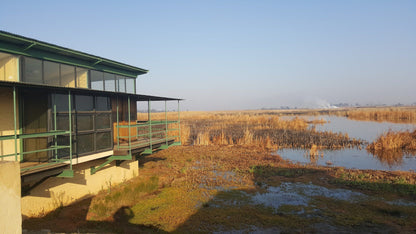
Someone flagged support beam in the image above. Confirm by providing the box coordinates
[90,154,132,175]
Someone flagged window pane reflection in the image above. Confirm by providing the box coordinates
[61,64,75,87]
[44,61,60,86]
[126,78,135,94]
[24,57,43,84]
[117,76,125,92]
[104,73,115,91]
[91,70,103,90]
[76,67,89,88]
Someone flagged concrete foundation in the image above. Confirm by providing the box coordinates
[0,161,22,234]
[21,158,139,217]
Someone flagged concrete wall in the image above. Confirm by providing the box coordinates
[0,161,22,234]
[0,87,20,161]
[21,158,139,217]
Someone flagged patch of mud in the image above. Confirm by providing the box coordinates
[252,182,366,210]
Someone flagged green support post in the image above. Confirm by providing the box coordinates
[170,100,181,146]
[128,96,131,153]
[165,100,168,145]
[159,100,169,150]
[53,93,58,159]
[68,91,72,170]
[141,100,153,155]
[58,91,74,177]
[13,86,17,161]
[149,100,152,150]
[116,96,120,149]
[178,100,181,145]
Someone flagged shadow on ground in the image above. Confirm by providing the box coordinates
[23,162,416,233]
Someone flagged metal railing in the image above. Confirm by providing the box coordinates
[0,86,73,177]
[114,98,181,155]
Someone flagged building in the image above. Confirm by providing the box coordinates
[0,31,181,215]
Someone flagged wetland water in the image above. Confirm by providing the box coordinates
[277,116,416,171]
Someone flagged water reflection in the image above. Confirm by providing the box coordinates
[368,149,404,167]
[278,115,416,171]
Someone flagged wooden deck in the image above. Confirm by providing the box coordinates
[19,137,176,178]
[113,137,175,155]
[20,161,67,176]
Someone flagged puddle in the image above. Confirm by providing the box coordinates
[252,182,366,210]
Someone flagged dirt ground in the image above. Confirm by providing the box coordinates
[23,145,416,233]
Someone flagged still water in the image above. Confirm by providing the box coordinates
[277,116,416,171]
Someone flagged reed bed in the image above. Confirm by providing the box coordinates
[335,107,416,124]
[167,111,363,150]
[367,130,416,152]
[367,130,416,166]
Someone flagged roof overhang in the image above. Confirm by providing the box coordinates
[0,81,182,102]
[0,30,148,78]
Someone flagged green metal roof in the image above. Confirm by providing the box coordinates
[0,30,148,78]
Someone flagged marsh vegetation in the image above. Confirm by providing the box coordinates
[23,107,416,233]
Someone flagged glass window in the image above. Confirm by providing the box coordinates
[56,115,75,131]
[77,134,94,154]
[54,93,72,112]
[91,70,103,90]
[61,64,75,87]
[24,57,43,84]
[76,67,89,88]
[96,113,111,129]
[96,132,112,150]
[126,78,135,94]
[76,115,94,131]
[44,61,60,86]
[56,135,76,158]
[95,96,110,111]
[117,76,125,92]
[104,73,116,91]
[75,95,94,111]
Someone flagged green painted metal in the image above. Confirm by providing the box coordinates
[0,130,71,140]
[13,86,17,161]
[158,145,169,150]
[0,31,148,78]
[116,95,120,149]
[57,169,74,178]
[0,88,74,174]
[165,100,168,146]
[178,100,181,145]
[68,91,73,171]
[148,100,152,150]
[141,148,153,155]
[90,154,132,175]
[128,96,132,153]
[53,94,57,159]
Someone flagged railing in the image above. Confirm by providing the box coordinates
[0,86,73,177]
[113,98,181,155]
[114,120,180,154]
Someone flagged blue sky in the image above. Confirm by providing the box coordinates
[1,1,415,110]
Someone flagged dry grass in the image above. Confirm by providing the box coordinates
[175,111,362,150]
[23,145,416,233]
[367,130,416,166]
[367,130,416,152]
[340,107,416,123]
